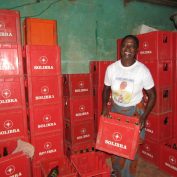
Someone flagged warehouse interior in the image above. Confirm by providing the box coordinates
[0,0,177,177]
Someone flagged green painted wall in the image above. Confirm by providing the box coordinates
[0,0,176,73]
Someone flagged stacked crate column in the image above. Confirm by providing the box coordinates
[63,74,95,155]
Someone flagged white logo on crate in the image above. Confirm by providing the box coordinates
[143,42,149,49]
[145,120,150,128]
[4,120,13,129]
[0,119,20,135]
[77,128,90,140]
[112,132,122,141]
[40,56,48,64]
[144,144,150,151]
[75,104,89,117]
[41,86,49,94]
[44,142,52,150]
[0,89,18,104]
[38,115,57,128]
[75,81,89,93]
[79,81,84,88]
[142,144,153,158]
[145,120,153,134]
[39,141,57,156]
[43,114,51,122]
[0,21,5,29]
[0,59,15,71]
[2,89,11,98]
[79,105,85,112]
[169,155,176,165]
[139,42,152,55]
[33,56,54,70]
[80,128,86,135]
[5,165,15,175]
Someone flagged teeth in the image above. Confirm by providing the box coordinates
[125,52,131,55]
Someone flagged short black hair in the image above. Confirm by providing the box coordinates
[121,35,139,48]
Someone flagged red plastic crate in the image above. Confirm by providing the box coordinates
[28,103,63,136]
[65,141,95,157]
[0,76,26,109]
[89,60,114,86]
[159,138,177,176]
[93,86,112,116]
[0,107,28,140]
[31,132,64,163]
[0,136,29,156]
[41,156,77,177]
[32,162,42,177]
[0,44,23,76]
[71,151,110,177]
[63,74,93,97]
[117,38,122,60]
[172,32,177,60]
[137,31,173,61]
[93,86,112,135]
[96,112,140,160]
[24,45,61,75]
[145,112,173,143]
[24,17,58,45]
[173,83,177,138]
[64,96,94,121]
[151,86,172,114]
[139,138,161,166]
[26,75,62,106]
[65,119,95,145]
[142,59,173,86]
[0,10,21,44]
[0,152,31,177]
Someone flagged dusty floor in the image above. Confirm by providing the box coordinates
[136,157,172,177]
[106,157,173,177]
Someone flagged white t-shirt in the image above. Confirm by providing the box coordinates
[104,60,154,107]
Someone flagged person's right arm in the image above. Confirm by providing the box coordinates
[101,84,111,117]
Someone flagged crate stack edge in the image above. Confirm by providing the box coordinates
[89,60,114,136]
[0,9,31,177]
[23,17,65,177]
[63,73,96,156]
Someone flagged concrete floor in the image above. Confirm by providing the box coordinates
[106,157,172,177]
[136,157,172,177]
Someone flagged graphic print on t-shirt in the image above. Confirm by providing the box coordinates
[112,77,134,104]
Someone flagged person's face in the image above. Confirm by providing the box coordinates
[120,38,138,61]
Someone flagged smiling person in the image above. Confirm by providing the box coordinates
[102,35,156,177]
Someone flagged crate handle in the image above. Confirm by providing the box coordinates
[126,120,130,123]
[163,34,168,44]
[65,123,70,128]
[164,117,168,125]
[63,75,67,85]
[163,90,169,98]
[163,63,168,71]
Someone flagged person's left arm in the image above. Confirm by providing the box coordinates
[140,86,156,130]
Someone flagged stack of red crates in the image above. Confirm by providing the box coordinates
[172,32,177,139]
[0,9,31,176]
[117,31,177,176]
[63,73,95,156]
[134,31,174,167]
[89,61,114,135]
[140,31,173,168]
[23,18,64,177]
